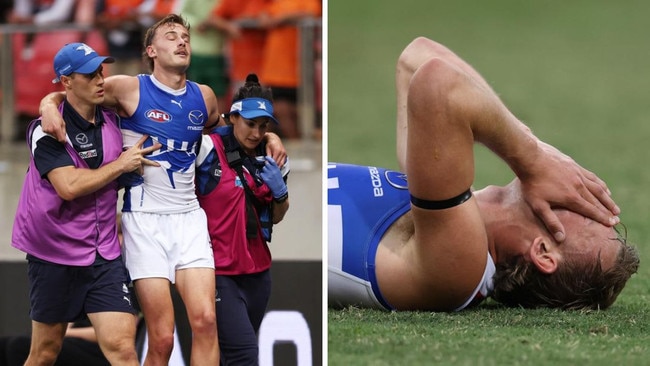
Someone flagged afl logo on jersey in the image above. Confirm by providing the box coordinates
[188,110,205,125]
[385,170,408,190]
[145,109,172,123]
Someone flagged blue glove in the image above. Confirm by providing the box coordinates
[260,156,288,199]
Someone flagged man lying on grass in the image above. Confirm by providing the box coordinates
[328,37,639,312]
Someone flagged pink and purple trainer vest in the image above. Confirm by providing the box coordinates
[11,105,123,266]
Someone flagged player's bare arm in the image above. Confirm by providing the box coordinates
[39,92,67,142]
[199,84,221,130]
[102,75,140,117]
[396,37,619,242]
[38,75,140,142]
[263,132,287,168]
[384,57,489,311]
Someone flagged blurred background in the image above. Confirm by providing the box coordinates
[0,0,322,365]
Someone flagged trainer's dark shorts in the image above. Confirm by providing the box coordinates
[28,256,136,323]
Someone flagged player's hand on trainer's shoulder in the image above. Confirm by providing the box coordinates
[40,100,68,143]
[264,132,287,168]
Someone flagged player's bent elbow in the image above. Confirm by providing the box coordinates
[407,58,461,116]
[397,37,445,74]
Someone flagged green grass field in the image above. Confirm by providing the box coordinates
[327,1,650,365]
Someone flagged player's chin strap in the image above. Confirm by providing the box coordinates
[410,189,472,210]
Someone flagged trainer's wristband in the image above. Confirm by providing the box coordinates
[273,192,289,204]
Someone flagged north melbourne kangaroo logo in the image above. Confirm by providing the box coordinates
[76,44,94,55]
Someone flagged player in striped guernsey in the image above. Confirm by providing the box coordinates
[328,37,638,312]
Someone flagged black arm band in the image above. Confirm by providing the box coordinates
[410,189,472,210]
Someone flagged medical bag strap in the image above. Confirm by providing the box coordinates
[252,142,274,241]
[226,149,260,239]
[222,134,276,240]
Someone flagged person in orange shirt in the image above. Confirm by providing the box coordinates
[140,0,180,20]
[258,0,321,139]
[200,0,270,100]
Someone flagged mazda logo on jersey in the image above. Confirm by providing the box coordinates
[385,170,408,189]
[75,133,89,145]
[145,109,172,123]
[188,110,204,125]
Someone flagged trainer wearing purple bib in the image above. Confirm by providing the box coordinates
[12,104,122,265]
[11,42,158,365]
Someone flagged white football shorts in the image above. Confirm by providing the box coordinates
[122,208,214,283]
